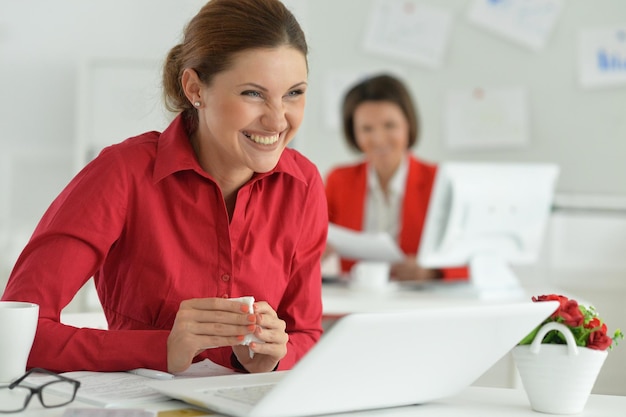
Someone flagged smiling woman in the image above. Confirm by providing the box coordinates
[181,46,308,205]
[1,0,327,376]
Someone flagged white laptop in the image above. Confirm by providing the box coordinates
[149,301,557,417]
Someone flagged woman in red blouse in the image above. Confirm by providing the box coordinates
[2,0,326,375]
[325,74,467,282]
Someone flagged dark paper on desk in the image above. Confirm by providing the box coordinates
[327,223,404,263]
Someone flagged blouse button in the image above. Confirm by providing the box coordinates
[221,274,230,282]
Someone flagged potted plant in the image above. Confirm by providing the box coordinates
[513,294,623,414]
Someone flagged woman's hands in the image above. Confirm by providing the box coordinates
[390,256,441,282]
[167,298,287,374]
[232,301,288,373]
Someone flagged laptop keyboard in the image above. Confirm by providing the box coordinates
[214,384,276,405]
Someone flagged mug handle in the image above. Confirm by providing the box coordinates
[530,322,579,356]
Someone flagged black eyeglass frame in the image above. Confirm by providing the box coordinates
[0,367,81,413]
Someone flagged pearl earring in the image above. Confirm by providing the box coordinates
[193,101,201,107]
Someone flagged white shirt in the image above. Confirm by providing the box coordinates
[363,157,409,240]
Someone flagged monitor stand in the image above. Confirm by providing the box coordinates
[468,254,527,300]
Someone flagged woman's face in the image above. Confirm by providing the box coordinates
[195,46,308,179]
[353,100,410,175]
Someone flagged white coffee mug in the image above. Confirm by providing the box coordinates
[0,301,39,382]
[350,261,390,291]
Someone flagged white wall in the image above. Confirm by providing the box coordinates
[299,0,626,197]
[0,0,206,280]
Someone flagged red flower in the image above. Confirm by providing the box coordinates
[526,294,624,351]
[587,329,613,350]
[558,299,584,327]
[586,317,601,329]
[533,294,567,318]
[532,294,567,306]
[533,294,583,327]
[585,317,607,333]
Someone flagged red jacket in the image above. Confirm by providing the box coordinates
[325,155,467,280]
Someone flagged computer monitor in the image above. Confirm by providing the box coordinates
[418,162,559,298]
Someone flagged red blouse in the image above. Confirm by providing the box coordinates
[2,115,327,373]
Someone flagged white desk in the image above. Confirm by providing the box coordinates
[322,282,482,315]
[11,386,626,416]
[321,281,561,316]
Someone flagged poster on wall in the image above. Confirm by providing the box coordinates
[443,87,529,150]
[467,0,564,51]
[362,0,453,69]
[579,27,626,89]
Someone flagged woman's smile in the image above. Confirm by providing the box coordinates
[242,131,280,146]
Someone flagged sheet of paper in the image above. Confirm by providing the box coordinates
[62,409,156,417]
[24,371,170,407]
[26,360,235,408]
[444,87,529,150]
[467,0,563,51]
[327,223,404,263]
[174,359,236,378]
[362,0,452,68]
[579,27,626,89]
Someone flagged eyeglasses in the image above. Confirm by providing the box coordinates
[0,368,80,413]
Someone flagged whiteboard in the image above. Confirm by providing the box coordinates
[296,0,626,197]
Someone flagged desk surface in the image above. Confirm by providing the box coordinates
[320,281,560,316]
[12,386,626,416]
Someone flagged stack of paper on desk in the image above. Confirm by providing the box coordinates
[24,359,235,408]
